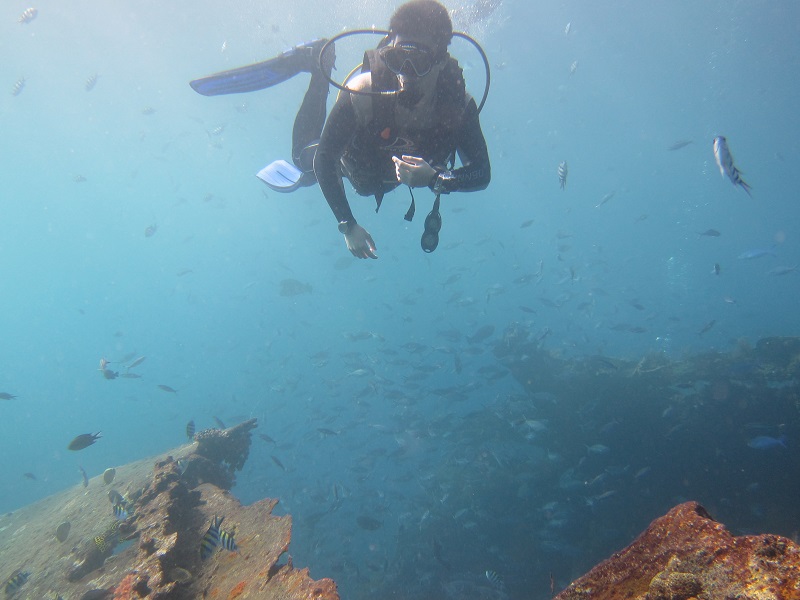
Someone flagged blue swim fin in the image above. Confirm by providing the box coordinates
[190,39,333,97]
[190,59,300,96]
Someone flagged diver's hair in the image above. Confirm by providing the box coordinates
[389,0,453,56]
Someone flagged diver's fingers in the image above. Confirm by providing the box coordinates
[365,235,378,259]
[400,155,423,166]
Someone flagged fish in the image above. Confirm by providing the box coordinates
[712,263,721,276]
[141,106,156,116]
[18,7,38,24]
[74,174,87,182]
[126,356,146,370]
[186,420,195,440]
[698,229,721,237]
[220,528,238,552]
[11,77,26,96]
[79,465,89,487]
[564,22,571,36]
[713,136,752,196]
[4,570,30,595]
[84,74,98,91]
[157,384,178,393]
[101,368,119,380]
[586,444,610,454]
[317,428,339,436]
[258,433,276,444]
[595,191,615,208]
[557,161,568,189]
[102,468,116,484]
[270,455,286,471]
[519,219,534,228]
[200,515,224,559]
[697,320,716,336]
[23,472,36,480]
[0,392,17,400]
[113,502,130,520]
[747,435,787,450]
[176,459,189,475]
[56,521,71,542]
[768,265,797,276]
[68,432,102,451]
[108,489,124,505]
[569,60,578,75]
[667,139,693,151]
[212,416,226,429]
[279,278,312,296]
[485,570,503,587]
[738,246,777,260]
[144,224,158,237]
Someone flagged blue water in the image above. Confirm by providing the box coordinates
[2,1,799,598]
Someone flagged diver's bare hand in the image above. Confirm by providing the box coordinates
[392,155,437,188]
[343,223,377,259]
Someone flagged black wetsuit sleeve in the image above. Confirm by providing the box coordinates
[437,97,491,194]
[314,94,357,225]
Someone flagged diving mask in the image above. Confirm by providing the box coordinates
[379,41,436,77]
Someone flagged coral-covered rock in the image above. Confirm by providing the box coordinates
[554,501,800,600]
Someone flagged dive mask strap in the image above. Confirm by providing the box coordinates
[404,186,416,221]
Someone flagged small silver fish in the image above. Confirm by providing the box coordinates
[569,60,578,75]
[557,161,568,189]
[18,7,38,24]
[713,136,751,196]
[85,74,98,92]
[11,77,26,96]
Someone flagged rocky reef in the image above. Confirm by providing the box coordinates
[0,419,339,600]
[554,501,800,600]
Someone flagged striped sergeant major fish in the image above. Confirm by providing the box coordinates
[200,515,224,559]
[4,569,30,595]
[220,528,238,552]
[557,161,568,190]
[712,136,751,196]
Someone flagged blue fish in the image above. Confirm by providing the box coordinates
[747,435,787,450]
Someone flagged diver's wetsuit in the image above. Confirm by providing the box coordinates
[313,64,491,225]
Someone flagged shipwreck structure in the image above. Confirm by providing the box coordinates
[0,419,338,600]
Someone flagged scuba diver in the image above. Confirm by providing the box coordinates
[190,0,491,258]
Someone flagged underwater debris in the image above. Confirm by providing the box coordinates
[0,419,337,600]
[553,502,800,600]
